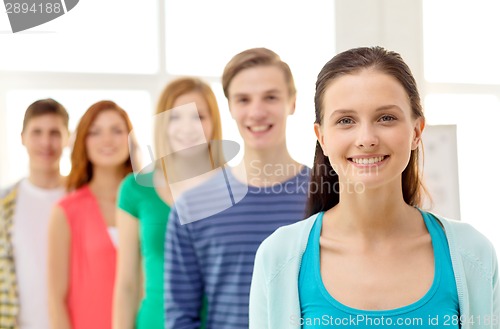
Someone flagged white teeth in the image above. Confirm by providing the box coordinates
[351,156,385,165]
[250,125,270,132]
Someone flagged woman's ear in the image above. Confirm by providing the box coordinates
[288,97,296,116]
[314,123,327,156]
[411,117,425,150]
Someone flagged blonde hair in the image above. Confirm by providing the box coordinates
[154,77,224,171]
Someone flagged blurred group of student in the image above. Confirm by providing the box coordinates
[0,47,307,329]
[0,46,497,329]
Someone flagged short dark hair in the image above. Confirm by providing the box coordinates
[22,98,69,132]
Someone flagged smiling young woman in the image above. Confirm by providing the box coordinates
[249,47,499,329]
[47,101,134,329]
[112,77,223,329]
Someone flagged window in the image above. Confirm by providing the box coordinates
[165,0,336,166]
[1,1,336,186]
[0,0,159,74]
[423,0,500,84]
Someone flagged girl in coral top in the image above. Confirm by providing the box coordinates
[48,101,134,329]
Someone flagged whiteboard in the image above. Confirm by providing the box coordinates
[420,125,461,220]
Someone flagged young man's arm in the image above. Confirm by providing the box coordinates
[164,206,204,329]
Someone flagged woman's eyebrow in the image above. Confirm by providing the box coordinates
[328,105,403,120]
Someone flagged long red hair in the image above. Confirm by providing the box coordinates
[66,100,134,191]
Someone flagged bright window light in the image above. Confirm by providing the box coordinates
[165,0,335,78]
[0,0,159,74]
[166,0,335,167]
[423,0,500,84]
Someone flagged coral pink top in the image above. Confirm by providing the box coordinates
[58,185,116,329]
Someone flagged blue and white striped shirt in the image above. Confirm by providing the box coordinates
[164,166,310,329]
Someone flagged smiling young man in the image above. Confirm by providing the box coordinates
[164,48,311,329]
[0,99,69,329]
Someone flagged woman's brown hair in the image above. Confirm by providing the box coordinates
[66,100,134,191]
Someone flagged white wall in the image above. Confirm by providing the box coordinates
[1,1,499,249]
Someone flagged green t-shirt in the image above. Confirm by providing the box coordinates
[118,172,170,329]
[118,171,208,328]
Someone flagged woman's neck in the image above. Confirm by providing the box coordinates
[325,182,423,241]
[165,147,212,183]
[152,167,175,206]
[88,166,124,198]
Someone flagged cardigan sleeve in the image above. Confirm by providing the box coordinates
[249,243,270,329]
[492,246,499,328]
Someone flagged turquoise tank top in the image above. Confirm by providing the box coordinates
[298,210,460,328]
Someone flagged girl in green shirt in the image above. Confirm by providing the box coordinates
[113,77,223,329]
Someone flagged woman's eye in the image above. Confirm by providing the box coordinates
[379,115,396,122]
[337,117,354,125]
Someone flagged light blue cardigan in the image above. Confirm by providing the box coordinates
[250,212,499,329]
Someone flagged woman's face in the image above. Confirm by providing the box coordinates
[85,110,130,169]
[166,91,214,154]
[315,69,424,191]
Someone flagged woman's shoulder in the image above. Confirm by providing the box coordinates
[256,213,319,265]
[268,213,317,240]
[59,186,105,217]
[432,213,497,269]
[120,172,145,188]
[59,186,90,204]
[434,214,494,248]
[57,186,94,220]
[120,171,157,193]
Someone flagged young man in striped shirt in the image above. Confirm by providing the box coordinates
[164,48,310,329]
